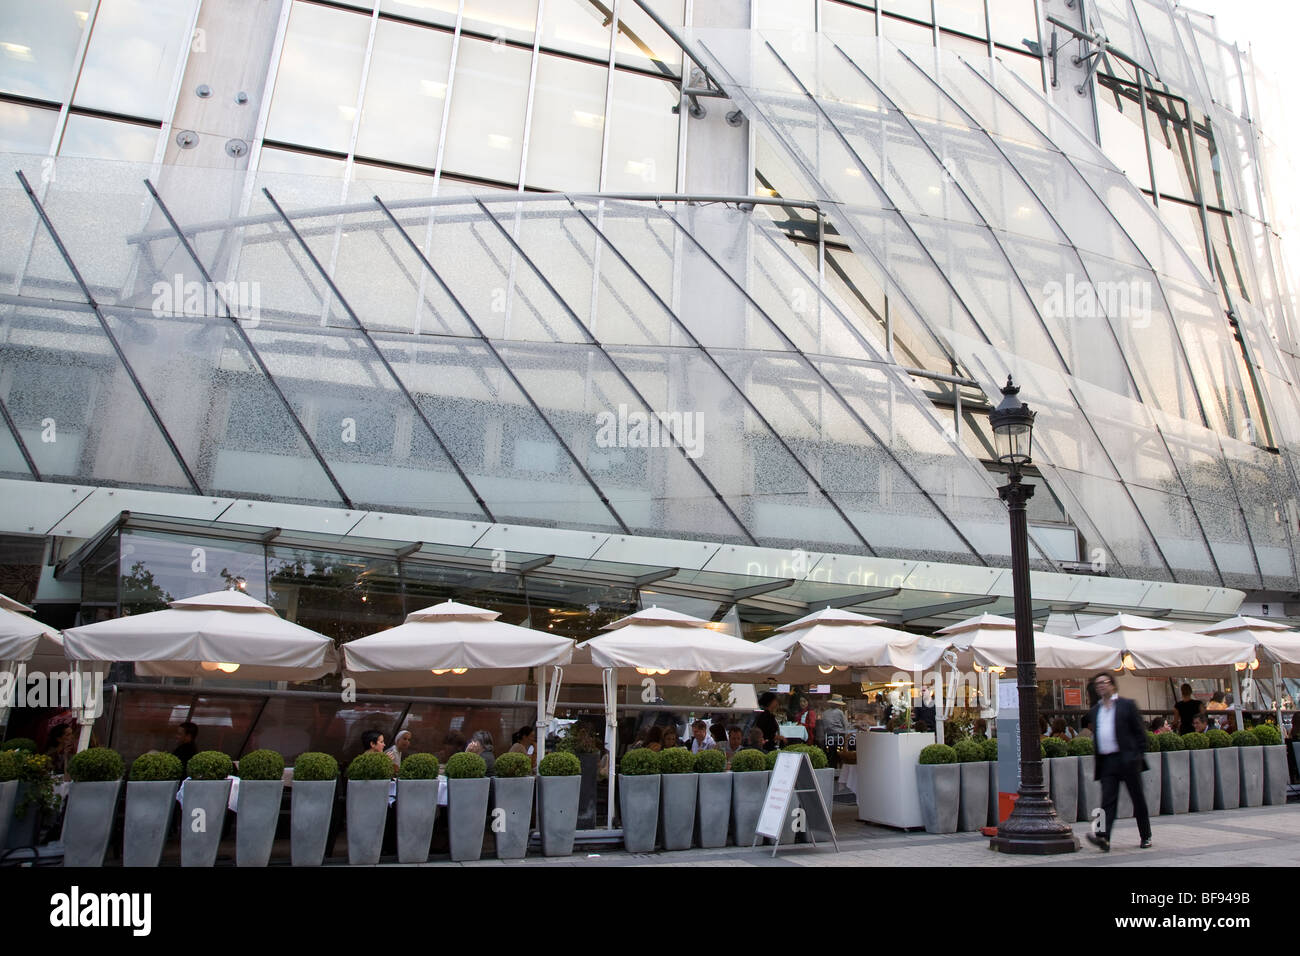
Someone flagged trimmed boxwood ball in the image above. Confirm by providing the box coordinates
[1252,724,1282,746]
[398,753,439,780]
[1145,731,1160,753]
[538,752,581,776]
[347,751,395,780]
[1181,732,1210,751]
[130,752,183,781]
[730,749,767,773]
[694,749,726,774]
[1230,729,1260,748]
[493,752,533,777]
[982,737,1000,760]
[1,737,36,753]
[1068,735,1094,756]
[237,749,284,781]
[1205,729,1232,749]
[765,749,780,770]
[68,747,124,782]
[0,750,21,781]
[1156,732,1185,752]
[444,751,487,779]
[918,744,957,765]
[292,752,339,781]
[1042,737,1069,759]
[953,740,985,763]
[659,747,695,774]
[187,751,233,781]
[619,748,660,775]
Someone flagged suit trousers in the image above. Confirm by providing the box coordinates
[1097,752,1151,841]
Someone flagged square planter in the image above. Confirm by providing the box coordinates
[396,778,438,863]
[986,761,999,827]
[730,770,768,847]
[4,782,40,851]
[447,776,490,862]
[0,779,17,849]
[916,763,960,834]
[536,774,580,857]
[1159,750,1190,815]
[291,779,337,866]
[659,773,698,851]
[235,779,284,867]
[346,779,390,865]
[181,779,232,867]
[1261,745,1288,806]
[61,779,123,867]
[619,773,661,852]
[1076,755,1100,824]
[1117,754,1159,819]
[577,753,600,829]
[958,761,990,832]
[695,772,731,848]
[1188,749,1214,812]
[1046,756,1078,825]
[123,780,178,867]
[1212,748,1240,810]
[1237,747,1264,807]
[491,775,534,860]
[811,766,836,842]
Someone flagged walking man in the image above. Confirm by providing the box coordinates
[1087,673,1152,851]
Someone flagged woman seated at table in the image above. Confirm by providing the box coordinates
[661,726,683,749]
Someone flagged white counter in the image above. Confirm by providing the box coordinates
[855,731,932,829]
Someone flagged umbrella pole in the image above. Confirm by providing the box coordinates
[535,666,546,766]
[1230,667,1244,731]
[604,668,617,831]
[1273,663,1283,730]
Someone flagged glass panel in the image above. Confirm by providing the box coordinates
[539,0,611,61]
[268,546,405,643]
[0,0,88,102]
[246,695,408,765]
[58,115,158,161]
[821,1,878,38]
[0,102,58,153]
[355,18,453,169]
[941,30,988,61]
[73,0,198,120]
[881,14,933,48]
[524,53,605,192]
[614,0,683,73]
[457,0,538,45]
[255,147,347,208]
[1096,82,1152,192]
[120,530,268,606]
[755,0,815,32]
[988,0,1037,50]
[994,49,1043,93]
[936,0,986,39]
[881,0,931,22]
[379,0,459,31]
[604,70,678,192]
[265,1,369,154]
[440,36,530,185]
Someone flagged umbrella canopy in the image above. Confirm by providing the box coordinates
[61,589,338,681]
[933,614,1122,678]
[342,600,574,688]
[0,598,63,662]
[1194,617,1300,678]
[1071,613,1250,677]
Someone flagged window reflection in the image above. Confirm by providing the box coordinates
[440,36,530,185]
[525,54,605,191]
[605,70,677,192]
[267,547,404,645]
[0,102,58,153]
[614,0,683,74]
[540,0,611,61]
[356,19,453,169]
[58,114,158,160]
[73,0,198,120]
[0,0,88,102]
[119,531,267,609]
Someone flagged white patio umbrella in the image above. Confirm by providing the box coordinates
[342,600,575,763]
[1071,613,1250,677]
[1195,617,1300,729]
[0,595,65,734]
[935,613,1123,678]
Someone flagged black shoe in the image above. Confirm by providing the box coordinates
[1140,838,1153,849]
[1086,833,1110,852]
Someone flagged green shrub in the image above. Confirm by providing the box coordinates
[1230,729,1260,748]
[1042,737,1069,759]
[1205,729,1232,749]
[555,723,601,755]
[804,745,829,770]
[764,748,780,770]
[538,752,581,776]
[1252,724,1282,746]
[11,753,57,817]
[67,747,124,782]
[619,748,661,776]
[493,752,533,777]
[953,739,985,763]
[347,751,395,780]
[1,737,36,753]
[293,752,339,781]
[1155,732,1185,752]
[187,751,233,781]
[129,752,183,781]
[694,749,726,774]
[1181,732,1209,751]
[1068,735,1094,756]
[918,744,957,765]
[1144,731,1159,753]
[729,749,767,773]
[0,750,21,782]
[659,747,695,774]
[398,753,439,780]
[237,749,284,781]
[445,752,487,779]
[982,737,999,760]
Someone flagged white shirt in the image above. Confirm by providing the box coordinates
[690,736,718,753]
[1095,695,1120,755]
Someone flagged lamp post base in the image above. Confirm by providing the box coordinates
[988,795,1079,855]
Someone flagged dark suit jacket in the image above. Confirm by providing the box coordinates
[1087,696,1148,779]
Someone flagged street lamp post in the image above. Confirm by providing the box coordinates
[987,376,1078,855]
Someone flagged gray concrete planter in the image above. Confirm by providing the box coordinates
[536,774,580,857]
[1212,748,1240,810]
[1076,755,1100,824]
[695,772,731,848]
[61,779,122,867]
[1046,756,1078,825]
[181,779,231,867]
[1237,747,1264,808]
[4,782,39,850]
[987,761,999,827]
[619,773,661,852]
[1261,745,1288,806]
[0,779,16,850]
[396,778,438,863]
[730,770,768,847]
[235,779,283,867]
[123,780,178,867]
[447,776,490,862]
[577,753,600,829]
[290,779,336,866]
[659,773,698,851]
[916,763,959,834]
[491,775,534,860]
[811,766,836,842]
[1159,750,1190,815]
[958,761,990,832]
[1117,754,1159,819]
[1188,749,1214,811]
[346,779,390,866]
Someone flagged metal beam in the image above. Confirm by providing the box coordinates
[518,555,556,574]
[394,542,424,559]
[731,579,797,601]
[633,567,679,588]
[811,588,902,610]
[0,393,40,481]
[899,596,997,623]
